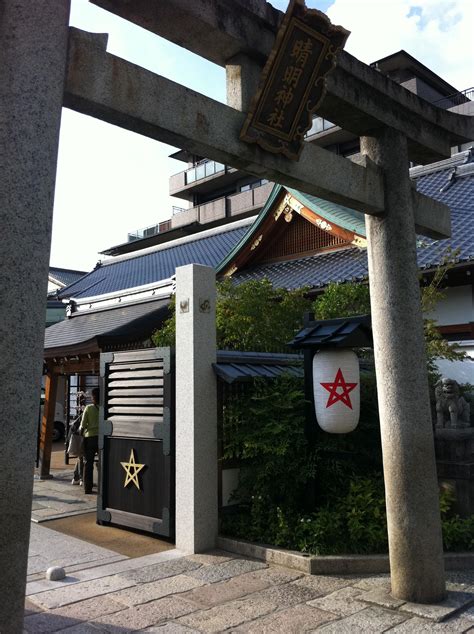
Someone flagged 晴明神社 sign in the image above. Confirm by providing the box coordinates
[240,0,349,160]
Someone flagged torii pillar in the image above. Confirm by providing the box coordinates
[361,129,445,602]
[0,2,70,631]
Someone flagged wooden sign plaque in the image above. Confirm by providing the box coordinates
[240,0,349,160]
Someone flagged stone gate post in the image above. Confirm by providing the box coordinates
[0,1,71,631]
[175,264,218,553]
[361,129,446,603]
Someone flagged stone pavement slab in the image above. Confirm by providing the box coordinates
[180,567,303,609]
[119,558,203,584]
[24,595,126,632]
[92,596,198,632]
[253,580,324,608]
[316,605,408,632]
[359,587,407,610]
[308,586,368,616]
[24,524,474,633]
[184,558,267,584]
[351,573,392,591]
[390,615,474,632]
[292,574,354,596]
[32,472,98,522]
[55,624,104,633]
[399,590,474,622]
[29,574,137,609]
[184,551,233,566]
[112,575,206,607]
[177,594,278,632]
[142,624,199,633]
[233,604,337,632]
[27,550,184,596]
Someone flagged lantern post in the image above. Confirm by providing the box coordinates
[290,314,372,435]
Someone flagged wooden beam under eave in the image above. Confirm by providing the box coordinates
[38,373,58,479]
[48,358,100,375]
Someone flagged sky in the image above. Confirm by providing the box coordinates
[50,0,474,272]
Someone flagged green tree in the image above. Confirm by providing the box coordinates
[152,278,311,352]
[313,281,371,319]
[311,255,465,371]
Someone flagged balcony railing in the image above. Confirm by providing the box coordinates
[171,181,274,228]
[185,159,225,184]
[432,87,474,110]
[127,219,171,242]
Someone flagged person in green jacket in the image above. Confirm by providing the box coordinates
[80,387,100,494]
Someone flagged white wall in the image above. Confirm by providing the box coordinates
[426,284,473,326]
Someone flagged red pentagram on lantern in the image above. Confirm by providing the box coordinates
[320,368,357,409]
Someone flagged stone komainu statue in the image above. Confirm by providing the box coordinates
[435,378,471,429]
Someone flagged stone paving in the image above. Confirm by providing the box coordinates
[25,524,474,633]
[32,468,98,523]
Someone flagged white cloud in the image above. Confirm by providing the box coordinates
[327,0,474,90]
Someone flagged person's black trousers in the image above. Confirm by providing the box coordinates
[83,435,99,493]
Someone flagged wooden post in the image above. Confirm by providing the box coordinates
[38,373,58,479]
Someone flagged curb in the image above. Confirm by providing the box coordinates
[217,536,474,575]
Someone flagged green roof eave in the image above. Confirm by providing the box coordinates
[216,183,284,274]
[286,188,366,237]
[215,184,367,274]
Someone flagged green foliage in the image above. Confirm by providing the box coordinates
[221,375,473,555]
[153,296,175,347]
[420,249,466,374]
[311,255,467,375]
[153,278,311,352]
[439,487,474,551]
[223,374,316,508]
[313,282,370,319]
[216,278,311,352]
[222,471,474,555]
[442,516,474,552]
[221,477,388,555]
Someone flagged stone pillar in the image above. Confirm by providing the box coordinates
[175,264,218,553]
[226,53,262,112]
[361,129,446,603]
[0,2,70,631]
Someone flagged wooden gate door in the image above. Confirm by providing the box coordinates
[97,348,174,537]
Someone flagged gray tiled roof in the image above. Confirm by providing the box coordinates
[49,267,88,288]
[44,297,169,353]
[58,226,248,300]
[233,152,474,289]
[57,150,474,300]
[214,351,303,384]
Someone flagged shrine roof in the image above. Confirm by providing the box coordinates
[229,150,474,289]
[57,150,474,303]
[44,296,169,357]
[57,220,252,300]
[49,267,88,289]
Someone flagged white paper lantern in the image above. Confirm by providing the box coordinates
[312,349,360,433]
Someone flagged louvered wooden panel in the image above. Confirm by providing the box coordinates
[99,348,174,537]
[258,213,348,263]
[105,359,165,421]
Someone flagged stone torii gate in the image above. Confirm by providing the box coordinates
[1,1,473,630]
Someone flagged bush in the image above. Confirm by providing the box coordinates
[222,474,474,555]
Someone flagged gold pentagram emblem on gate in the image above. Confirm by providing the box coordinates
[120,449,145,490]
